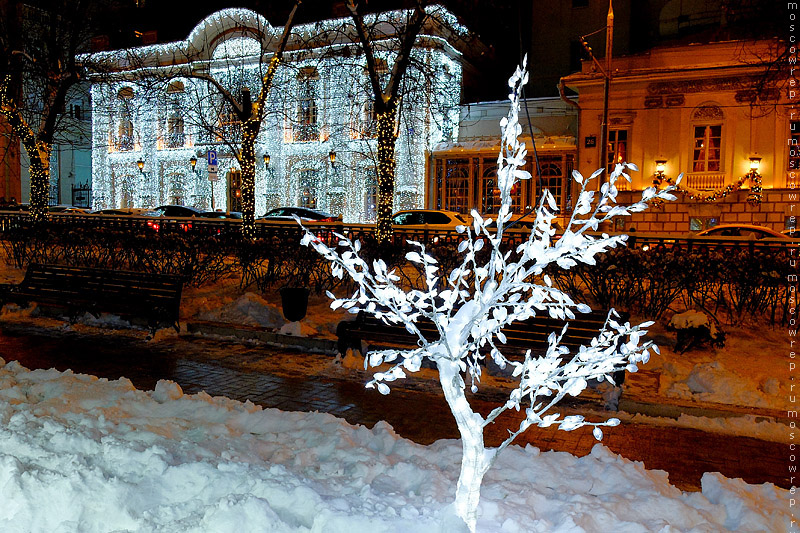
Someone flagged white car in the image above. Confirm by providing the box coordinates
[390,209,470,230]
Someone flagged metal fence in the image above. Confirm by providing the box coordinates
[0,212,796,253]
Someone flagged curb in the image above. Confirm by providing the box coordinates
[185,320,338,355]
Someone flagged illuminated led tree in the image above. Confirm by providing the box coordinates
[300,60,679,532]
[0,0,104,221]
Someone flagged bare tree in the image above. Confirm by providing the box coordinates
[345,1,471,244]
[0,0,104,221]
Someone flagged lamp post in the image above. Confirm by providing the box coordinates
[136,159,145,174]
[328,150,336,167]
[263,154,270,170]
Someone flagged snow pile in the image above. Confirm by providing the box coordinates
[664,361,774,408]
[668,310,717,333]
[0,358,787,532]
[196,291,286,328]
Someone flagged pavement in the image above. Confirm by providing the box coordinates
[0,318,789,493]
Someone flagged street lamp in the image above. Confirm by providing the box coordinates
[329,150,336,167]
[190,156,197,172]
[263,154,270,170]
[136,159,145,174]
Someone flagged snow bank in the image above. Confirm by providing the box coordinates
[0,359,787,532]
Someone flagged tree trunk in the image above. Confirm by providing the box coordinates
[375,101,397,245]
[240,119,259,238]
[437,359,488,533]
[26,142,50,223]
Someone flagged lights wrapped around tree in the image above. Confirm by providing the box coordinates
[375,102,398,243]
[0,75,50,222]
[656,173,762,206]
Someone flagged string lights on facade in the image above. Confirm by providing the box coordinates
[87,8,462,223]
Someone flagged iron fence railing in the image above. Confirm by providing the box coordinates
[0,212,796,253]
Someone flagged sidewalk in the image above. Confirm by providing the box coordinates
[0,318,788,492]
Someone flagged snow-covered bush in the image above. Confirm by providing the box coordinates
[298,59,679,532]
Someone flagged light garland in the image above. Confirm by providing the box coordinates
[656,172,763,206]
[89,9,461,222]
[0,75,51,221]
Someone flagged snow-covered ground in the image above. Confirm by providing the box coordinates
[0,358,788,532]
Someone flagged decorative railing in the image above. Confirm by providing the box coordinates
[684,172,725,190]
[0,213,795,253]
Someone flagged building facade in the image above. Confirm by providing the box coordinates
[563,39,791,233]
[87,8,464,222]
[429,97,578,220]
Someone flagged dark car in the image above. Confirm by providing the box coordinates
[90,208,150,216]
[145,205,205,218]
[200,210,242,219]
[258,207,339,222]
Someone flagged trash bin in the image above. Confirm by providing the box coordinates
[280,287,310,322]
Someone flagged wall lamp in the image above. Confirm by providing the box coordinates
[653,158,667,186]
[749,156,761,174]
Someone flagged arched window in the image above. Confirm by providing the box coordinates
[691,104,724,173]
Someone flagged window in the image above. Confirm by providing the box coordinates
[481,159,498,214]
[537,157,565,212]
[607,129,628,172]
[117,118,134,151]
[790,120,800,171]
[298,169,319,209]
[691,104,724,173]
[295,68,319,142]
[692,125,722,172]
[443,159,470,214]
[364,172,377,222]
[166,114,185,148]
[689,217,718,231]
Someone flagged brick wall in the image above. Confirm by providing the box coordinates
[613,189,797,233]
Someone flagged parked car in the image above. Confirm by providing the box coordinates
[49,205,90,214]
[89,208,151,216]
[695,224,788,239]
[145,205,205,218]
[258,207,340,223]
[200,210,242,219]
[390,209,469,230]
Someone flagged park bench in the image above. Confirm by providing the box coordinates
[337,308,629,385]
[0,263,183,335]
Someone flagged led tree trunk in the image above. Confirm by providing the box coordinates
[375,102,397,244]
